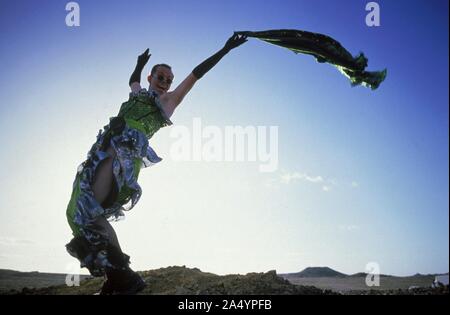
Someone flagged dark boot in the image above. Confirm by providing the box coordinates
[98,275,115,295]
[103,245,146,295]
[105,268,146,295]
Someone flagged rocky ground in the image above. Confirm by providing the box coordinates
[0,266,337,295]
[1,266,447,295]
[345,286,449,295]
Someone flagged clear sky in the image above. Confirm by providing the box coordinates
[0,0,448,277]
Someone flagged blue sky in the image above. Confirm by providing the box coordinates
[0,0,448,276]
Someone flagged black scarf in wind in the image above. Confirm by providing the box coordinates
[236,29,387,90]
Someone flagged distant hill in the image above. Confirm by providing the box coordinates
[280,269,445,293]
[0,269,90,291]
[284,267,348,278]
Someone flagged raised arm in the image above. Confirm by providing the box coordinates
[161,33,248,117]
[192,33,247,80]
[129,48,151,93]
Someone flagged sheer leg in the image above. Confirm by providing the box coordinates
[91,145,117,206]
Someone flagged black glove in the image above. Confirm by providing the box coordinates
[137,48,151,67]
[192,33,248,80]
[129,48,151,86]
[223,33,248,52]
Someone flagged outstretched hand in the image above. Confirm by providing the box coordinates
[224,33,248,51]
[137,48,151,67]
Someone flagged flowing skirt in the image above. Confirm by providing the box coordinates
[66,122,162,247]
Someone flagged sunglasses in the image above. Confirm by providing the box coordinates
[155,74,173,85]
